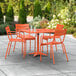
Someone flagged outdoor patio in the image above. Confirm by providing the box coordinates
[0,34,76,76]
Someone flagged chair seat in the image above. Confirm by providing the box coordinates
[41,41,63,46]
[19,34,35,40]
[42,35,60,40]
[9,38,23,42]
[42,36,52,40]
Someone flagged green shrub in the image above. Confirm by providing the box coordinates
[43,1,51,20]
[29,16,49,29]
[6,4,14,24]
[47,15,60,29]
[57,5,76,27]
[73,28,76,33]
[32,15,42,22]
[0,7,3,24]
[72,13,76,27]
[0,23,15,35]
[64,25,70,29]
[29,15,42,28]
[68,1,76,27]
[39,18,49,28]
[57,7,70,20]
[19,0,27,24]
[33,0,42,18]
[67,27,75,34]
[73,32,76,38]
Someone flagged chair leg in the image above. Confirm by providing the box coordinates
[60,38,65,53]
[62,43,69,62]
[61,44,65,54]
[39,37,42,62]
[30,40,31,51]
[40,54,42,62]
[40,37,42,52]
[40,44,42,62]
[42,39,43,52]
[55,39,57,51]
[50,45,52,59]
[34,40,36,52]
[22,42,23,54]
[8,42,12,55]
[51,45,55,64]
[23,41,26,58]
[13,42,16,52]
[5,41,10,59]
[47,40,48,54]
[40,45,42,52]
[55,45,57,51]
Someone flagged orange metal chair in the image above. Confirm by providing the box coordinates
[41,24,64,54]
[15,24,36,58]
[5,26,25,59]
[56,24,64,29]
[40,29,68,64]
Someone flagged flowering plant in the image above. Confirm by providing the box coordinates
[61,18,71,26]
[47,15,60,29]
[39,18,49,28]
[29,15,42,28]
[57,7,70,20]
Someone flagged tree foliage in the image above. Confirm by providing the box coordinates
[33,0,42,18]
[6,4,14,24]
[43,1,51,20]
[0,0,75,21]
[19,0,27,23]
[0,6,3,23]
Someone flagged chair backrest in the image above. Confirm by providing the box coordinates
[15,24,29,32]
[54,29,67,42]
[5,26,12,39]
[56,24,64,30]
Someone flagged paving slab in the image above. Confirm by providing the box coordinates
[0,34,76,76]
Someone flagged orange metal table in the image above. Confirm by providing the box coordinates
[20,29,55,57]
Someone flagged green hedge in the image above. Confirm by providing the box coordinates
[0,23,15,35]
[67,27,76,34]
[73,32,76,38]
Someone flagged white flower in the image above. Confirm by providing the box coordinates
[61,15,65,19]
[68,18,71,21]
[64,20,66,22]
[68,23,69,24]
[52,24,54,26]
[53,26,56,28]
[66,18,69,21]
[47,22,49,24]
[61,15,63,18]
[53,15,56,18]
[58,13,61,17]
[48,26,50,28]
[36,22,39,24]
[64,22,67,23]
[51,20,54,22]
[56,19,59,21]
[64,20,67,23]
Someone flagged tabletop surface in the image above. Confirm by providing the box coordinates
[20,29,55,33]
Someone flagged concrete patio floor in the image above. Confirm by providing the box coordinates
[0,34,76,76]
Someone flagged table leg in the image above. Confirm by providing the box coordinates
[29,33,47,57]
[37,33,39,52]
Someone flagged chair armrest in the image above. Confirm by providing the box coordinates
[10,31,16,32]
[8,31,16,35]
